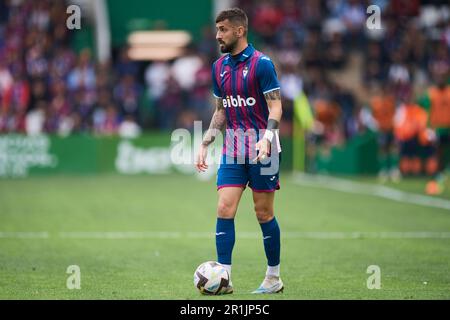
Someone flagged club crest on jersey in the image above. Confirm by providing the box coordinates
[223,95,256,108]
[243,66,248,78]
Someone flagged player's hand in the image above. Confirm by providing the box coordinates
[253,139,271,163]
[196,144,208,172]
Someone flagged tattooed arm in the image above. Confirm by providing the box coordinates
[196,98,226,172]
[264,89,282,133]
[201,98,226,146]
[253,89,282,162]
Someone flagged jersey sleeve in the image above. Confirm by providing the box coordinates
[212,62,221,98]
[256,56,281,95]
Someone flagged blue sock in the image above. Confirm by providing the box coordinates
[216,218,235,265]
[259,217,281,266]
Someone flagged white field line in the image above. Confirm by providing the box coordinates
[59,231,182,239]
[0,232,49,239]
[57,231,450,239]
[292,173,450,211]
[1,231,450,239]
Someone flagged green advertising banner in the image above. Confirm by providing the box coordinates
[0,134,294,178]
[0,132,380,178]
[0,134,59,177]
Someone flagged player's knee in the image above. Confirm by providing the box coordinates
[254,206,274,223]
[217,201,236,218]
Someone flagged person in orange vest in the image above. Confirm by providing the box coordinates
[394,91,431,178]
[313,98,343,148]
[369,83,399,182]
[418,71,450,195]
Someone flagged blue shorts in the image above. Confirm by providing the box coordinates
[216,154,281,192]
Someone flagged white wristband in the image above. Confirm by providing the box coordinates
[263,130,274,143]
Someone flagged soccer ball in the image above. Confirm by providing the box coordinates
[193,261,229,295]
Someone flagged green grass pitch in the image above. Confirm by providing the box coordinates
[0,173,449,299]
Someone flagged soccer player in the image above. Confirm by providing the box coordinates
[195,8,283,294]
[368,83,399,183]
[418,70,450,195]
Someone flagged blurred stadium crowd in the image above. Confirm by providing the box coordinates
[236,0,450,189]
[0,0,449,186]
[0,0,144,137]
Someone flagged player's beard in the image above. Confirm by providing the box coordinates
[218,38,238,54]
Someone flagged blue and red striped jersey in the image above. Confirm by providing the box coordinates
[211,44,281,158]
